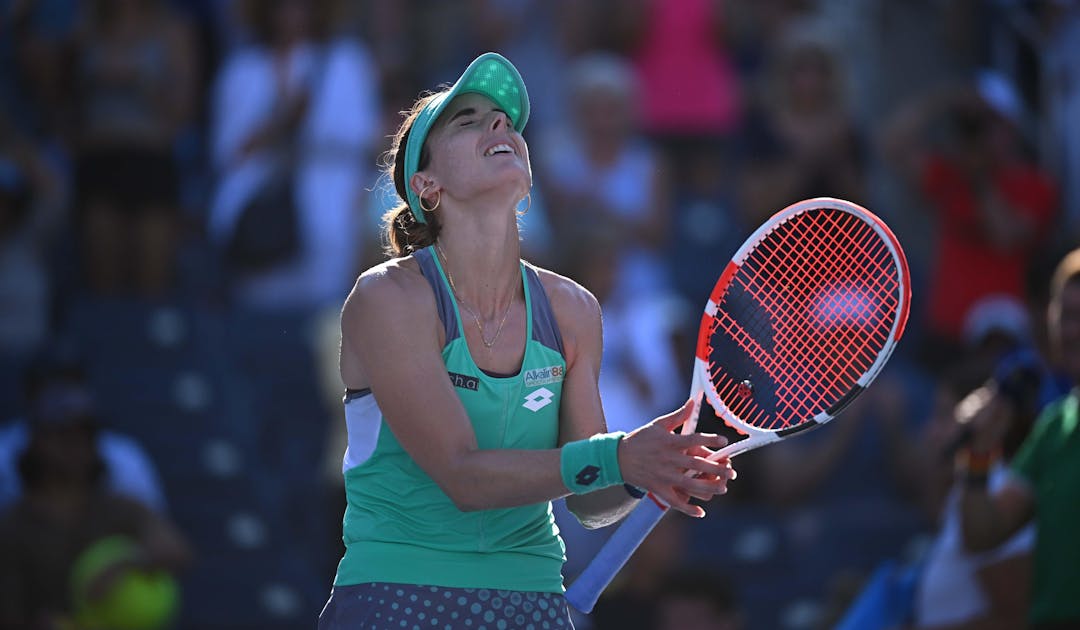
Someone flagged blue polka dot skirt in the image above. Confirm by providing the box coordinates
[318,583,575,630]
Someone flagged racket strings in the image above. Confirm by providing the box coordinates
[707,209,902,431]
[743,213,885,417]
[763,213,897,413]
[759,212,898,424]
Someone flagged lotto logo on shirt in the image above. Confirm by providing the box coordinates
[523,387,555,412]
[523,365,564,388]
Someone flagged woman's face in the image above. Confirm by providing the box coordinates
[419,93,532,205]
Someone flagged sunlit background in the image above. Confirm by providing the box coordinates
[1,0,1077,629]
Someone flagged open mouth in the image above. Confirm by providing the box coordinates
[484,143,516,157]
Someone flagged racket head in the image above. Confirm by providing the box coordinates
[696,197,911,439]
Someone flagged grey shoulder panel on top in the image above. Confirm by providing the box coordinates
[413,247,460,345]
[524,263,565,357]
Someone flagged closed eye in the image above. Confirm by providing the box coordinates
[449,107,478,127]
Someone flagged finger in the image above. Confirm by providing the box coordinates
[664,490,706,518]
[685,444,731,460]
[691,465,737,482]
[655,397,697,432]
[686,484,723,501]
[672,432,728,451]
[679,454,731,478]
[680,478,728,502]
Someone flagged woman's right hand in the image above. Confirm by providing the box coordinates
[618,399,736,517]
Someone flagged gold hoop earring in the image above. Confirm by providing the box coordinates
[519,193,531,215]
[419,185,441,213]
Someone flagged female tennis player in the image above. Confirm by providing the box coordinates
[318,53,735,629]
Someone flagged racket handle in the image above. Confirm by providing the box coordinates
[565,498,668,613]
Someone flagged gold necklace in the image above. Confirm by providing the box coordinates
[435,242,516,348]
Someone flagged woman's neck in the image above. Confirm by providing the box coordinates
[434,210,522,318]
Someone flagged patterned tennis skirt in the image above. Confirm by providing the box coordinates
[318,582,576,630]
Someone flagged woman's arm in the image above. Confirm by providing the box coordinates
[342,263,732,515]
[545,271,733,526]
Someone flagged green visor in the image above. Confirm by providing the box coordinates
[404,52,530,223]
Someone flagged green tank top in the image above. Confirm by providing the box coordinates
[334,246,568,592]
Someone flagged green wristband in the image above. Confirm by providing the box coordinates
[560,432,626,494]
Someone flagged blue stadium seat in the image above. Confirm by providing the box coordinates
[177,550,327,630]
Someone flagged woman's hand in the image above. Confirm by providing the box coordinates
[618,399,736,517]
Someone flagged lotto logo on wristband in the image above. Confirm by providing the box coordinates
[575,465,601,486]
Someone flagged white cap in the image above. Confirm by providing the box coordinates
[963,294,1032,347]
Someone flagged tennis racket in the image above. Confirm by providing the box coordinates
[565,197,911,613]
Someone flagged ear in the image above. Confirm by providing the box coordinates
[409,173,439,199]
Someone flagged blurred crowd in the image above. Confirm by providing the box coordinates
[1,0,1078,628]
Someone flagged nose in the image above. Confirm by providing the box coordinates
[488,110,509,131]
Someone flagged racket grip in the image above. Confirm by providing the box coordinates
[565,498,668,613]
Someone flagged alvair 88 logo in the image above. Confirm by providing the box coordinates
[523,365,564,388]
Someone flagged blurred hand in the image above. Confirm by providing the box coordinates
[954,385,1011,452]
[619,399,736,517]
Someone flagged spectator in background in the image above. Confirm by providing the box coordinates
[0,348,190,628]
[0,345,167,514]
[739,21,866,225]
[609,0,742,182]
[881,71,1057,372]
[656,569,744,630]
[2,0,82,136]
[665,139,748,339]
[910,349,1052,630]
[208,0,379,312]
[958,294,1036,383]
[0,118,64,366]
[538,52,671,296]
[562,231,684,433]
[70,0,198,295]
[959,248,1080,629]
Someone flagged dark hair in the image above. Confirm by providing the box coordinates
[381,91,448,258]
[17,429,106,490]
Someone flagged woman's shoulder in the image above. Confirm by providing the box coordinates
[345,255,431,320]
[353,254,426,296]
[531,265,601,322]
